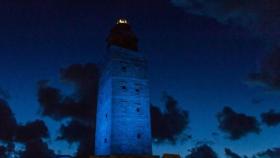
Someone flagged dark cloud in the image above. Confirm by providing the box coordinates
[248,47,280,91]
[0,146,6,158]
[186,144,218,158]
[217,106,260,140]
[58,120,93,158]
[224,148,242,158]
[0,88,10,100]
[37,81,63,120]
[0,100,49,143]
[254,148,280,158]
[38,63,99,122]
[59,64,99,123]
[151,95,189,143]
[0,144,13,158]
[20,139,56,158]
[58,120,88,143]
[5,143,15,157]
[171,0,280,42]
[75,138,94,158]
[37,63,99,156]
[261,110,280,127]
[0,99,17,142]
[171,0,280,93]
[0,98,53,157]
[37,64,99,157]
[16,120,49,143]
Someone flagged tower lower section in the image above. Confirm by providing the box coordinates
[92,155,159,158]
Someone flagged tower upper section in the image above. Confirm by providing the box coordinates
[107,19,138,51]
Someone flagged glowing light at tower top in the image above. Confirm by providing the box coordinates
[117,19,128,24]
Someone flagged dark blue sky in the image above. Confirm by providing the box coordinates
[0,0,280,157]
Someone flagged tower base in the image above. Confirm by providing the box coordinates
[91,155,160,158]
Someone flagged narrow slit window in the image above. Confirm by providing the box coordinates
[121,85,127,90]
[135,83,142,94]
[120,81,127,91]
[121,66,127,72]
[137,133,141,139]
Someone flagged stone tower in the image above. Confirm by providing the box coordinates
[95,19,152,156]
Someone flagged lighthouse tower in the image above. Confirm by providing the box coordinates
[95,19,152,156]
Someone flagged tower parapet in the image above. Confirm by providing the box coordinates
[107,19,138,51]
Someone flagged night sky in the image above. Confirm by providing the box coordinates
[0,0,280,158]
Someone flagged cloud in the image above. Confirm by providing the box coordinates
[170,0,280,93]
[38,64,99,122]
[37,63,99,158]
[171,0,280,43]
[186,144,218,158]
[217,106,260,140]
[151,95,189,143]
[261,110,280,127]
[37,81,63,120]
[0,146,7,158]
[248,47,280,91]
[0,88,10,100]
[14,120,53,158]
[0,98,54,157]
[16,120,49,143]
[0,99,17,142]
[57,120,88,143]
[254,148,280,158]
[0,143,16,158]
[37,64,99,157]
[59,64,99,123]
[20,139,56,158]
[58,119,93,158]
[224,148,242,158]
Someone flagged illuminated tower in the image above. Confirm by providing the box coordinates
[95,19,152,156]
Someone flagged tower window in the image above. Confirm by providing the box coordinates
[135,83,142,94]
[120,81,127,91]
[121,66,127,72]
[121,86,127,90]
[136,108,140,112]
[137,133,141,139]
[104,138,107,143]
[105,113,108,118]
[120,100,128,103]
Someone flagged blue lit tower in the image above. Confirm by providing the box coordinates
[95,19,152,156]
